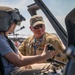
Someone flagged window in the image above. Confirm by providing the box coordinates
[42,0,75,31]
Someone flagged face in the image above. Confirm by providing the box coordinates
[30,24,45,38]
[7,23,16,34]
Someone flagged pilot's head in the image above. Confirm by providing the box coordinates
[0,6,25,32]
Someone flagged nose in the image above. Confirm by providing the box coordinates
[38,27,42,30]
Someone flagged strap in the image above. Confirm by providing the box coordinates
[5,36,16,52]
[0,56,5,75]
[0,36,16,75]
[33,38,42,55]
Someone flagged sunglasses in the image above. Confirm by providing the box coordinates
[33,24,45,29]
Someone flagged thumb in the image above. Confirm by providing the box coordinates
[43,44,48,52]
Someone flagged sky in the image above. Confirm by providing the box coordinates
[0,0,75,38]
[0,0,57,38]
[0,0,35,37]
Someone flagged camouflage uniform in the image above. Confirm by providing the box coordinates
[18,32,67,63]
[18,15,67,70]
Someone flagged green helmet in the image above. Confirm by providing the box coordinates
[0,6,25,32]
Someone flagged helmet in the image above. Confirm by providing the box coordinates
[0,6,25,32]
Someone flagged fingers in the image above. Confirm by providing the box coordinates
[41,44,55,59]
[50,51,55,58]
[43,44,49,52]
[42,44,48,54]
[44,44,47,50]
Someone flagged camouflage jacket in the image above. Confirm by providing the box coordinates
[18,32,67,63]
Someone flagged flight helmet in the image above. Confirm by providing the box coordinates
[0,6,25,32]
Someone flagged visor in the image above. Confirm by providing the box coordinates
[9,8,25,26]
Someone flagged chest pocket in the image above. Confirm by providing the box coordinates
[35,44,44,55]
[25,43,34,55]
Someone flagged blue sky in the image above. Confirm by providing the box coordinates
[0,0,35,37]
[0,0,75,38]
[0,0,57,38]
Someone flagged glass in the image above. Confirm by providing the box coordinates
[42,0,75,31]
[36,10,56,33]
[33,24,45,29]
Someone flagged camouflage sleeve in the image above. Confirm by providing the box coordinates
[48,34,68,62]
[18,39,27,55]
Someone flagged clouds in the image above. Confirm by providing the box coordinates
[0,0,34,36]
[0,0,64,37]
[0,0,34,10]
[0,0,27,10]
[0,0,34,19]
[0,0,57,36]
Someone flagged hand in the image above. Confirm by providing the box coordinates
[41,44,55,60]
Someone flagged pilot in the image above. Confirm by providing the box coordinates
[18,15,68,69]
[0,6,54,75]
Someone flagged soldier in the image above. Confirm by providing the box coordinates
[18,15,68,69]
